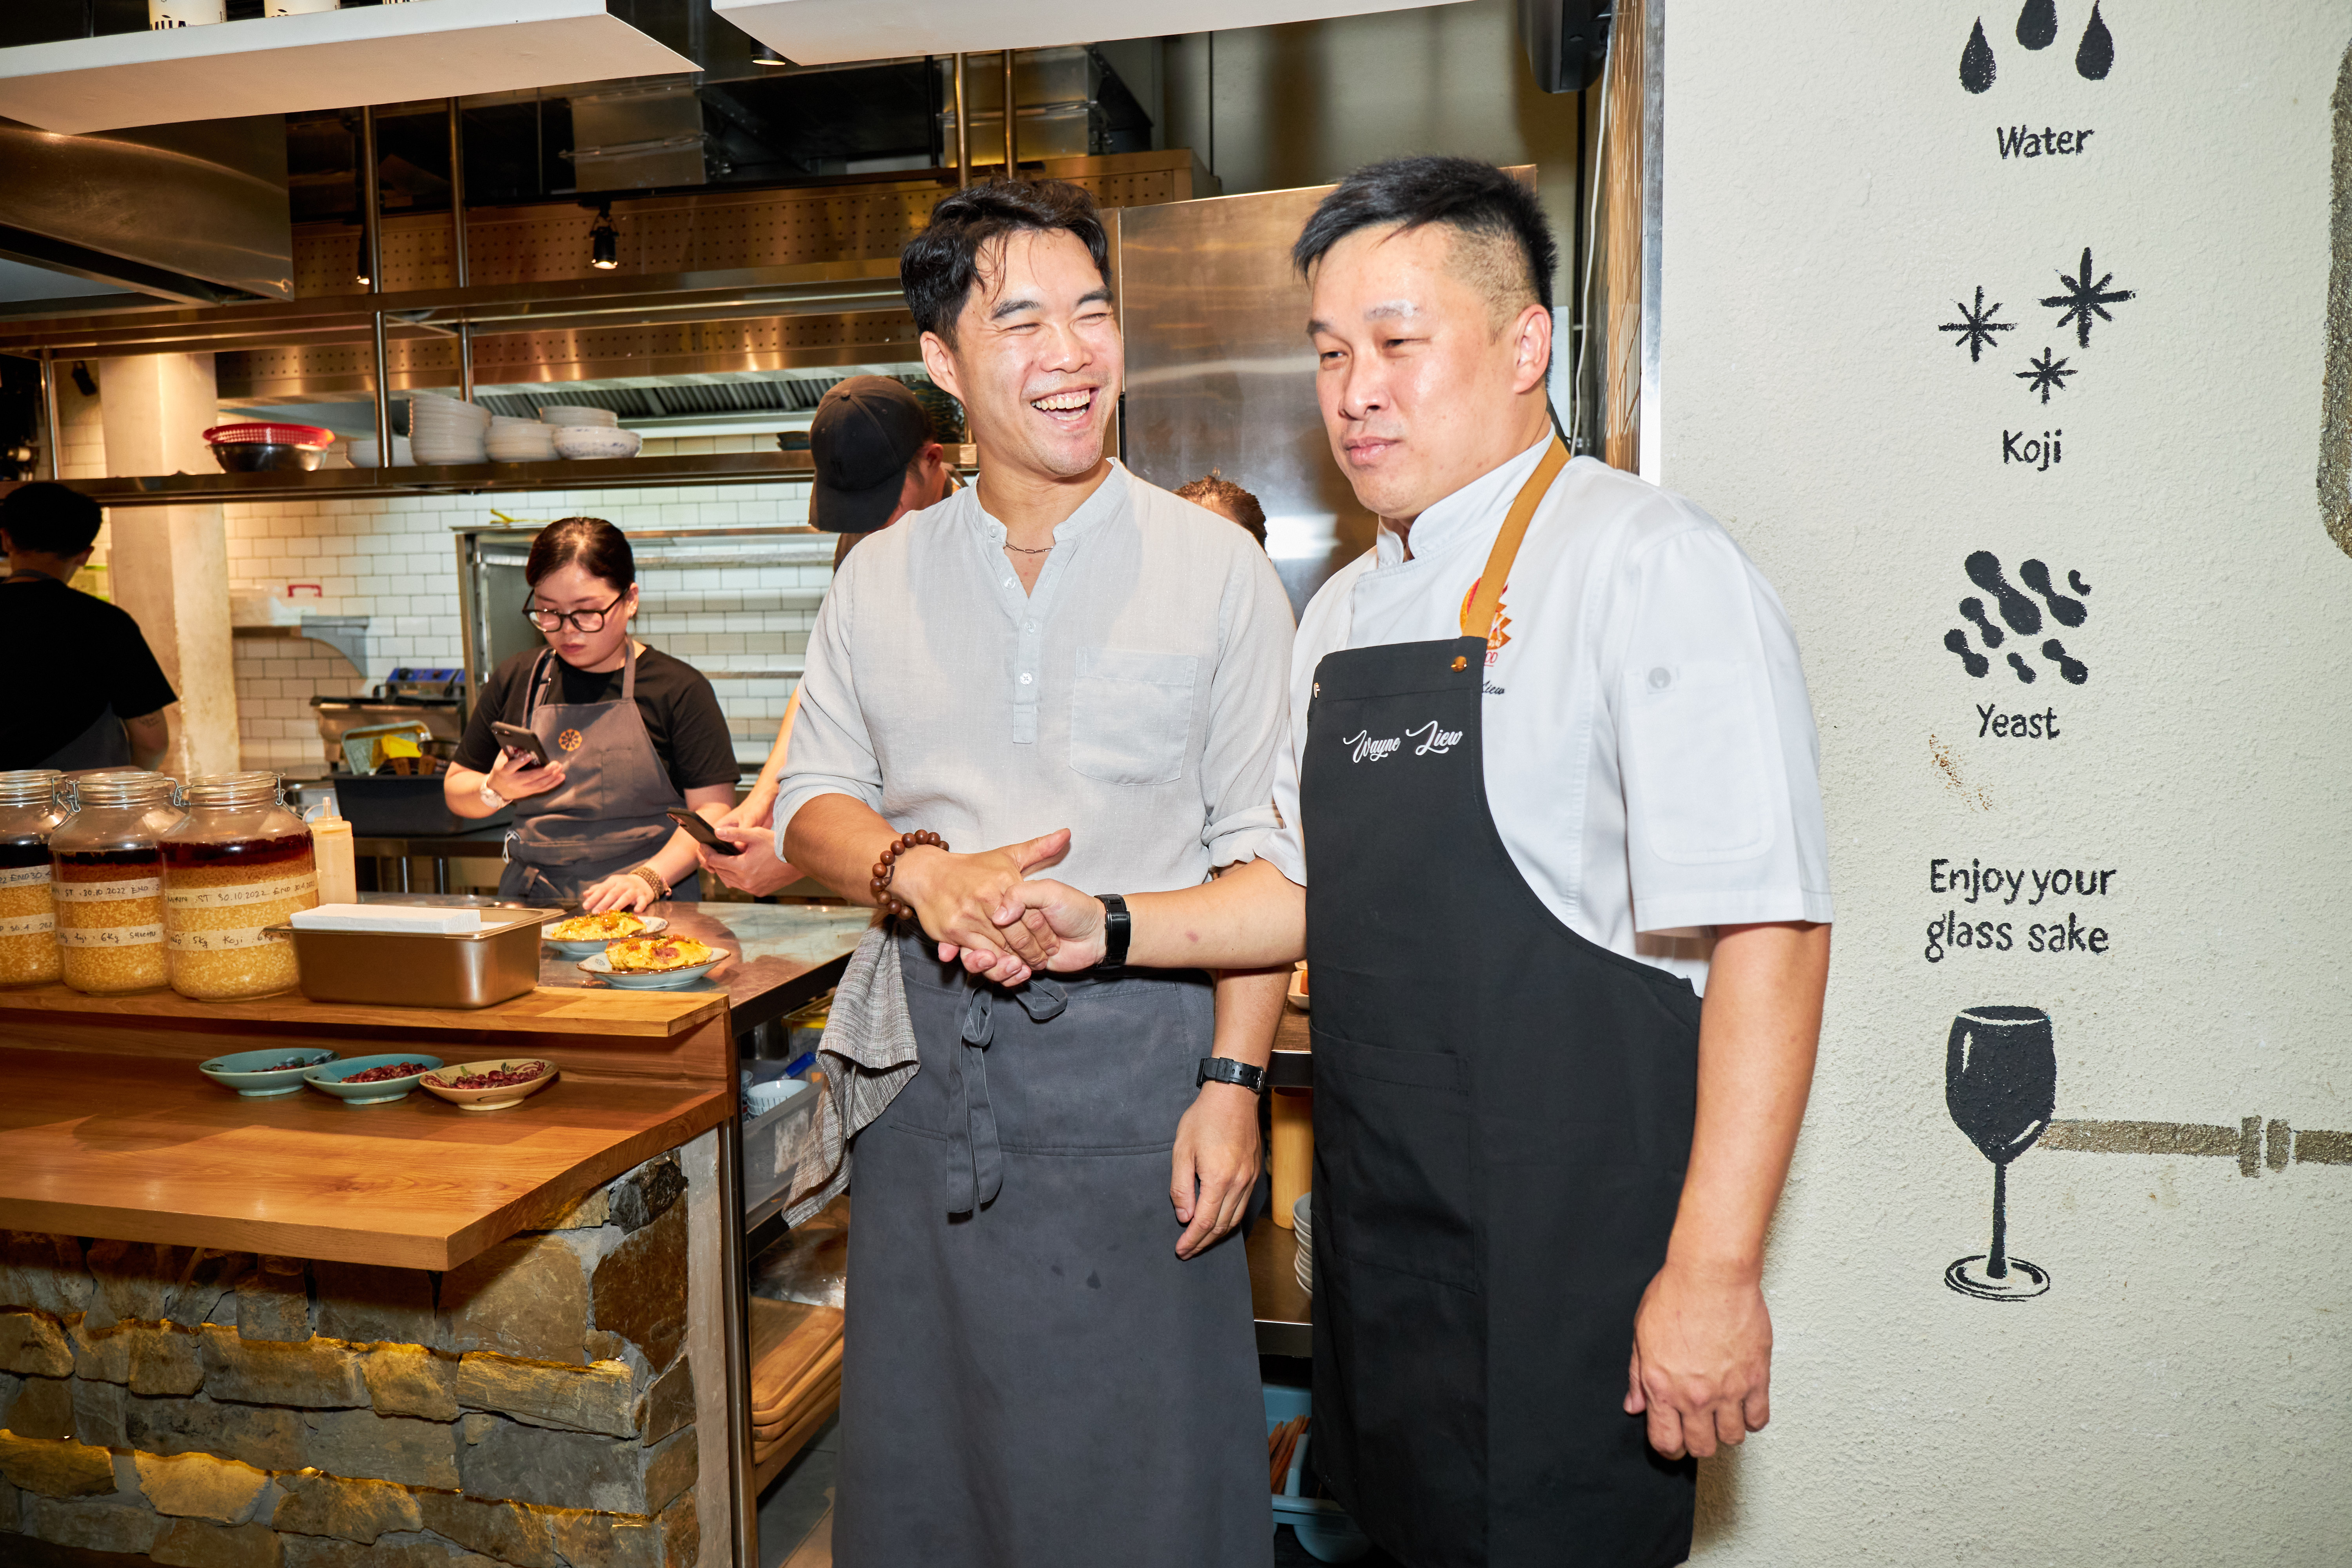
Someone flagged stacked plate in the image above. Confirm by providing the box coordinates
[347,434,414,468]
[486,416,558,463]
[1293,1192,1314,1294]
[407,392,490,465]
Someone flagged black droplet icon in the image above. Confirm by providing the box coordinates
[2016,0,2057,49]
[1960,597,2006,648]
[2006,652,2039,683]
[1945,630,1991,678]
[1961,18,1998,94]
[2067,568,2092,596]
[2018,560,2088,626]
[1965,550,2044,635]
[2076,1,2113,79]
[2041,639,2090,684]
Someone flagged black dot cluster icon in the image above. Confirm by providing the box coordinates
[1942,550,2091,684]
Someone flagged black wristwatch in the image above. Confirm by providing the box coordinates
[1197,1057,1269,1095]
[1097,891,1131,971]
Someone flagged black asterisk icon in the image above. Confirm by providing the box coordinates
[2040,247,2135,348]
[2017,347,2074,404]
[1940,286,2016,363]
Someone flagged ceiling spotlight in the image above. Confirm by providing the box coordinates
[751,49,795,66]
[589,202,619,271]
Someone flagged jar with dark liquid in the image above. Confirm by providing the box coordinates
[161,772,317,1002]
[50,772,182,995]
[0,770,65,987]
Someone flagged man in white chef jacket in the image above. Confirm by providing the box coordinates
[983,156,1833,1566]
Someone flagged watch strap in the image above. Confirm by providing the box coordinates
[1197,1057,1269,1094]
[1098,891,1131,970]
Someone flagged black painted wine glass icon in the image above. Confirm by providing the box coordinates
[1945,1005,2055,1300]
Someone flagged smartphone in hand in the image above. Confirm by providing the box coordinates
[489,721,552,768]
[667,807,742,855]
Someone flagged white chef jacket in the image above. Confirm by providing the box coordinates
[1262,437,1833,992]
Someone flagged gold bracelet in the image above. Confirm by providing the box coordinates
[628,864,670,900]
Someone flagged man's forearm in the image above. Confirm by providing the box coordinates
[780,793,895,906]
[1127,858,1305,970]
[1666,921,1830,1278]
[1210,967,1288,1071]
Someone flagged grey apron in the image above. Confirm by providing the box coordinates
[833,927,1271,1568]
[494,641,685,903]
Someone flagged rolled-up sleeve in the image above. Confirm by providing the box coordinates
[1196,541,1296,869]
[776,560,884,836]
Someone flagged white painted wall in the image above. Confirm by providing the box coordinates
[1661,4,2352,1561]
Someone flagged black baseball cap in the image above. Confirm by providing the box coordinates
[808,376,933,534]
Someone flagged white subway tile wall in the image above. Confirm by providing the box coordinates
[89,421,826,779]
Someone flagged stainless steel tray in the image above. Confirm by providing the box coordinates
[265,906,559,1010]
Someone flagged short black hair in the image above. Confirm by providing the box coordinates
[525,517,635,591]
[0,481,103,557]
[1292,156,1557,315]
[900,179,1111,344]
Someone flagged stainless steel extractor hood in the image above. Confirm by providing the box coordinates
[0,113,292,305]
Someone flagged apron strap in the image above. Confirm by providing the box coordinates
[620,637,640,701]
[1459,436,1572,640]
[944,975,1069,1214]
[523,648,556,725]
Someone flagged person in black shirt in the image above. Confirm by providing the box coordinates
[1,483,176,772]
[445,518,737,911]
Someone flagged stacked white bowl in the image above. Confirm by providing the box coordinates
[347,434,414,468]
[539,405,640,460]
[1292,1193,1313,1294]
[485,416,559,463]
[408,392,490,465]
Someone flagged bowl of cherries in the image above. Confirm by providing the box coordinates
[303,1054,443,1106]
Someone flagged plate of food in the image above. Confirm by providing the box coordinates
[419,1058,557,1112]
[201,1047,340,1098]
[542,911,667,955]
[577,935,724,989]
[303,1053,443,1105]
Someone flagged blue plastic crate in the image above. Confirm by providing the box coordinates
[1263,1384,1372,1563]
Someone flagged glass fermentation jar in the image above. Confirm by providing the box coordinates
[160,772,318,1002]
[50,772,182,995]
[0,770,65,988]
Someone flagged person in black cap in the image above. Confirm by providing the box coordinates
[702,376,956,891]
[810,374,956,568]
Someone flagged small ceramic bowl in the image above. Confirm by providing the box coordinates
[200,1046,339,1098]
[551,425,642,460]
[418,1058,558,1112]
[576,950,724,990]
[304,1053,444,1106]
[541,914,666,958]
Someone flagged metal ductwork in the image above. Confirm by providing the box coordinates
[0,114,292,306]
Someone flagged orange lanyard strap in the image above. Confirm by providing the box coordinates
[1458,437,1571,640]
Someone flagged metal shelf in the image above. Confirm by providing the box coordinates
[63,450,816,509]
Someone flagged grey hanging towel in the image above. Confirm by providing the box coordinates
[784,918,919,1225]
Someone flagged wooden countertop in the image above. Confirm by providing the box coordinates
[0,979,722,1039]
[0,1046,723,1270]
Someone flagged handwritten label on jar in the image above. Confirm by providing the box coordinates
[0,865,53,891]
[54,878,163,902]
[167,926,289,952]
[166,874,318,910]
[56,924,165,947]
[0,913,57,937]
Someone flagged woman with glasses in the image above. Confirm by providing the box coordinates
[445,517,739,911]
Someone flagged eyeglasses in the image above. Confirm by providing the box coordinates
[525,592,624,633]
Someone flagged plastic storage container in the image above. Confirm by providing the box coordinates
[161,773,318,1001]
[740,1070,822,1223]
[50,772,182,995]
[1263,1384,1373,1563]
[0,770,65,987]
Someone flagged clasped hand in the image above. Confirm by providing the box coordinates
[897,831,1076,986]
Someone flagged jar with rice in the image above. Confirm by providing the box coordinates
[161,772,318,1002]
[0,769,65,987]
[51,772,181,995]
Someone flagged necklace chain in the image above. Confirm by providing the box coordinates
[1003,542,1054,555]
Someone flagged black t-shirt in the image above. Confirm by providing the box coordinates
[1,575,178,769]
[455,644,740,793]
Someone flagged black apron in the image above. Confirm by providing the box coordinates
[1303,440,1703,1568]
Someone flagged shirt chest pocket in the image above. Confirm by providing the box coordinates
[1068,646,1197,786]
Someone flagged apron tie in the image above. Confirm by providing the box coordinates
[943,975,1067,1213]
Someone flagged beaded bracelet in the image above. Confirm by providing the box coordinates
[870,830,947,920]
